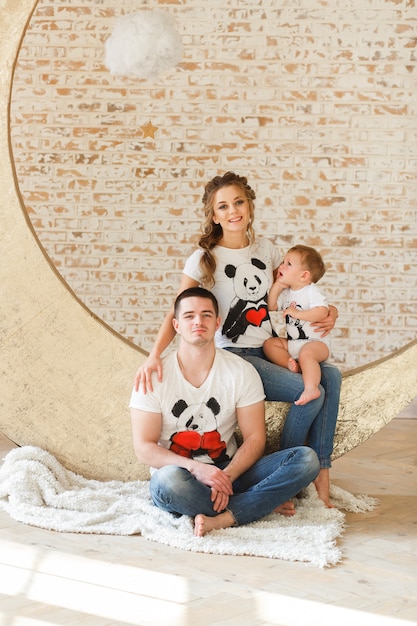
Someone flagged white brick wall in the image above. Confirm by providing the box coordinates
[9,0,417,370]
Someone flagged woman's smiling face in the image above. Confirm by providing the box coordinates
[212,184,251,234]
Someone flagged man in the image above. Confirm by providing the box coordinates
[129,287,320,536]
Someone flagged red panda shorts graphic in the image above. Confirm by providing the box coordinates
[169,398,228,462]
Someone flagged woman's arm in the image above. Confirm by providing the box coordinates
[134,274,199,392]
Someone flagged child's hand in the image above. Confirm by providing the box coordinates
[276,275,290,288]
[283,305,299,319]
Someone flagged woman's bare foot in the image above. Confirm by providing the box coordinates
[194,511,236,536]
[273,500,296,516]
[314,468,333,508]
[294,385,321,406]
[288,357,300,373]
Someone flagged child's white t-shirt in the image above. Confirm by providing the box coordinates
[278,283,330,348]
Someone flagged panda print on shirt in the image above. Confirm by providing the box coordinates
[169,397,229,464]
[286,303,309,341]
[222,257,277,343]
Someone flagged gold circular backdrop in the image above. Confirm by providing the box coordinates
[2,0,417,481]
[10,0,417,370]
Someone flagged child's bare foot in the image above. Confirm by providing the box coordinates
[273,500,296,517]
[294,385,321,406]
[194,511,236,536]
[288,357,300,373]
[314,468,333,508]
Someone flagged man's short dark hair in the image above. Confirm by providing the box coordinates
[174,287,219,318]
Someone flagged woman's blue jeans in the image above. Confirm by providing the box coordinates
[150,447,320,526]
[225,347,341,468]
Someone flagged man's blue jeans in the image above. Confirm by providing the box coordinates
[150,446,320,526]
[225,347,341,468]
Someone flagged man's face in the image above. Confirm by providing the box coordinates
[173,297,220,346]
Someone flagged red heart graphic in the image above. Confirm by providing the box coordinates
[246,307,267,326]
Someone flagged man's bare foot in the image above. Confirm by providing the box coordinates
[194,511,236,536]
[273,500,296,517]
[294,385,321,406]
[288,358,300,373]
[314,468,333,508]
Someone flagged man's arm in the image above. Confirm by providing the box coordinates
[223,400,266,483]
[130,408,234,498]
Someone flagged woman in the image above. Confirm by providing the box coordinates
[134,172,341,507]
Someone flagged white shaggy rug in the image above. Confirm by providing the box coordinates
[0,446,377,568]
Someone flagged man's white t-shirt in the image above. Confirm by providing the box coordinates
[129,349,265,468]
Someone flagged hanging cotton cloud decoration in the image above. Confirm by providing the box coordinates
[104,10,183,80]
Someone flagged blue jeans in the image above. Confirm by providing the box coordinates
[150,447,320,526]
[225,347,341,468]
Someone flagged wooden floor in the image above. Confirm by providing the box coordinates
[1,399,416,626]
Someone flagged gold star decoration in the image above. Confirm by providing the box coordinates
[141,121,158,139]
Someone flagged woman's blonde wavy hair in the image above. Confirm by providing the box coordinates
[198,172,256,288]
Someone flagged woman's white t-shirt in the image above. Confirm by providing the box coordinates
[183,238,281,349]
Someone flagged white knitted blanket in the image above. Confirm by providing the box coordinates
[0,446,377,568]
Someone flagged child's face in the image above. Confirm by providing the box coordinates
[278,251,308,287]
